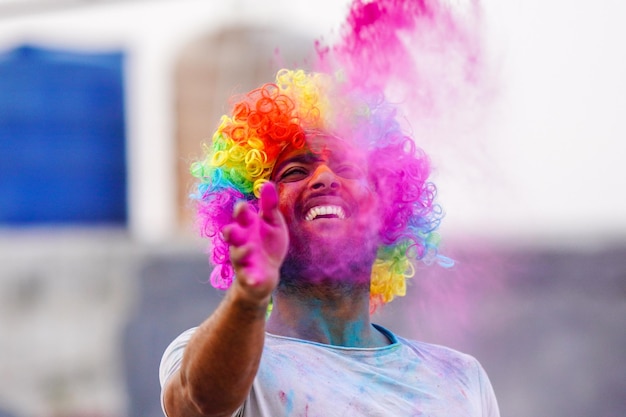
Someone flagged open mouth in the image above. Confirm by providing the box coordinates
[304,205,347,221]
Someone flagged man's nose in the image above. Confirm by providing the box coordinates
[310,165,340,191]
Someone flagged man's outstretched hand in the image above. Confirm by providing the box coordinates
[222,182,288,302]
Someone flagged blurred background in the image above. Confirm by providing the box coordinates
[0,0,624,416]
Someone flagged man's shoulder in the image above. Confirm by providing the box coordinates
[395,334,481,370]
[166,327,198,349]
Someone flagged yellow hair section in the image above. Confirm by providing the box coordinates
[370,257,415,311]
[368,239,418,312]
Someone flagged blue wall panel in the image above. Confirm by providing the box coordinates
[0,45,127,225]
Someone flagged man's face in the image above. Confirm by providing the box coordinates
[270,134,381,283]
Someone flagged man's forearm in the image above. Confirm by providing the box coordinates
[164,283,270,417]
[164,184,286,417]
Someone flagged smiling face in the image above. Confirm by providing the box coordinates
[271,134,381,287]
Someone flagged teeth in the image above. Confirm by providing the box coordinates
[305,205,346,221]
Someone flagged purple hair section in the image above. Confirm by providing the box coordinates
[364,118,443,262]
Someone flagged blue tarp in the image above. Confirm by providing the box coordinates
[0,45,127,225]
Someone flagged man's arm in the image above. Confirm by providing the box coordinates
[162,183,288,417]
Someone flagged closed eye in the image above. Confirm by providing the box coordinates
[277,165,309,182]
[335,164,365,179]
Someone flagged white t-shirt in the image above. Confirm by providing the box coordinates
[160,325,500,417]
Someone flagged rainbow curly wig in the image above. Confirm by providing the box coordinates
[190,68,451,311]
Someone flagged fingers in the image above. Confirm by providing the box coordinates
[223,186,285,293]
[222,223,248,246]
[259,182,282,225]
[223,202,255,246]
[233,201,255,227]
[228,243,252,266]
[229,244,279,290]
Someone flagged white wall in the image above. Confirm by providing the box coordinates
[446,0,626,248]
[1,0,624,248]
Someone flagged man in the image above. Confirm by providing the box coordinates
[159,69,499,417]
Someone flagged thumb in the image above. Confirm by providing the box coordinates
[259,181,282,225]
